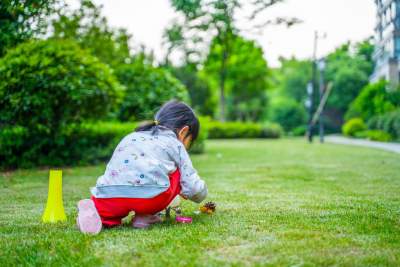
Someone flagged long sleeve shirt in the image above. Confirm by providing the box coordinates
[90,129,207,203]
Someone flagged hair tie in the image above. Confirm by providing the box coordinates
[154,120,159,126]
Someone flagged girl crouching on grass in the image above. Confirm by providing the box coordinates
[76,100,208,233]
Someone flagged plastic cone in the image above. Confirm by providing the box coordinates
[42,170,67,223]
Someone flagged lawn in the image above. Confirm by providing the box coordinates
[1,139,399,266]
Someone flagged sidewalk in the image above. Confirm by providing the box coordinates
[325,135,400,154]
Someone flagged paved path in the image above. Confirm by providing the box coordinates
[325,135,400,154]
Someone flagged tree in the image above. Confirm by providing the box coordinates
[274,57,312,102]
[116,55,189,121]
[0,39,123,131]
[268,97,307,132]
[51,0,131,68]
[346,80,400,121]
[0,0,58,57]
[324,40,374,129]
[204,34,269,121]
[166,0,299,121]
[167,63,216,116]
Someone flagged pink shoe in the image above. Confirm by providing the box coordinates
[77,199,102,234]
[132,214,162,229]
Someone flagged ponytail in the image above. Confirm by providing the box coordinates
[135,120,159,132]
[134,100,200,142]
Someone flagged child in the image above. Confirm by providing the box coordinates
[77,100,207,233]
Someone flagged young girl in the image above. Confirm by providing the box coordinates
[77,101,208,233]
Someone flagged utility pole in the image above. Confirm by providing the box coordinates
[307,31,318,143]
[307,31,326,143]
[318,58,326,143]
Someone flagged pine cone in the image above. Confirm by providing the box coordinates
[200,201,216,214]
[204,202,216,211]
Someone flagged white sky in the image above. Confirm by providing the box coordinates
[88,0,376,67]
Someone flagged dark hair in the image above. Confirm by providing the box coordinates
[135,100,200,142]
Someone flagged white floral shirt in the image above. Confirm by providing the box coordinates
[91,129,207,203]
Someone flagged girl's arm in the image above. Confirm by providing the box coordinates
[169,141,208,203]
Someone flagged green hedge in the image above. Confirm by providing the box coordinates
[189,117,208,154]
[0,119,283,169]
[0,122,137,169]
[206,121,282,139]
[342,118,366,137]
[367,110,400,141]
[346,80,400,121]
[354,130,392,142]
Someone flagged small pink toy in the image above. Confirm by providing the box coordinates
[176,216,193,224]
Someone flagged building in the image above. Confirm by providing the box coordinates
[371,0,400,87]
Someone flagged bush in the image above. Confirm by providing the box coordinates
[368,109,400,140]
[354,130,392,142]
[116,57,189,121]
[269,98,307,132]
[0,120,210,169]
[189,117,208,154]
[0,39,123,131]
[345,80,400,121]
[342,118,366,137]
[207,121,282,139]
[291,125,307,137]
[261,122,284,139]
[0,122,136,169]
[0,39,123,169]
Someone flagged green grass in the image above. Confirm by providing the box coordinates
[1,139,400,266]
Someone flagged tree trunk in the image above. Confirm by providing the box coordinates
[219,46,228,122]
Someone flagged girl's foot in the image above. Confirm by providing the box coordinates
[132,214,162,229]
[77,199,102,234]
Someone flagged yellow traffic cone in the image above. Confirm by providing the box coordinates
[42,169,67,223]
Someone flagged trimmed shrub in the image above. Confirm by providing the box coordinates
[0,39,123,169]
[189,117,208,154]
[116,57,189,121]
[354,130,392,142]
[0,120,210,169]
[261,122,284,139]
[342,118,366,137]
[207,121,282,139]
[269,98,307,132]
[291,125,307,137]
[345,80,400,121]
[0,122,136,169]
[367,109,400,140]
[0,39,123,131]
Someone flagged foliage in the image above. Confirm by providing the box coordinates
[342,118,366,137]
[354,130,392,142]
[261,122,285,139]
[204,34,269,121]
[167,64,216,116]
[0,0,58,57]
[189,117,209,154]
[292,125,307,137]
[207,121,282,139]
[368,109,400,140]
[324,40,374,126]
[167,0,296,121]
[0,39,122,131]
[0,39,123,169]
[51,0,131,68]
[272,57,312,102]
[116,56,189,121]
[346,80,400,121]
[0,122,136,169]
[268,97,307,132]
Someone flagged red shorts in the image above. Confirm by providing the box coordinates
[91,169,181,227]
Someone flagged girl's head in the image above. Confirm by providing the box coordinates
[135,100,200,149]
